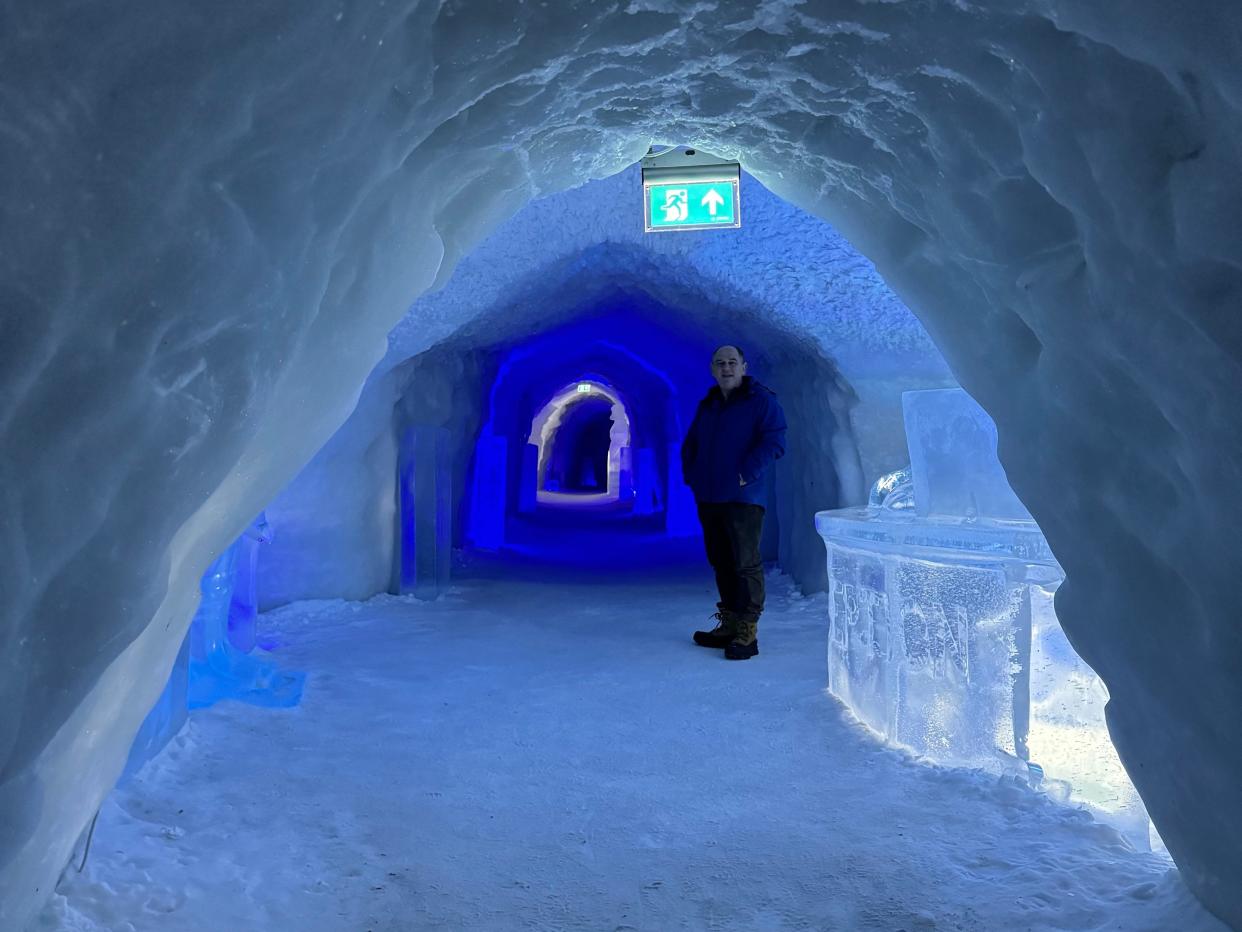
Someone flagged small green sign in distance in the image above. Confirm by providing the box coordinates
[645,179,740,232]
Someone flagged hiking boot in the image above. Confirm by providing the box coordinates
[693,611,736,649]
[725,617,759,661]
[724,639,759,660]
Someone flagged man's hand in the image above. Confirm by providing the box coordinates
[739,474,746,487]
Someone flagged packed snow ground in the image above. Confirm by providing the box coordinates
[42,568,1223,931]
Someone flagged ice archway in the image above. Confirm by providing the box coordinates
[533,382,631,503]
[4,2,1242,926]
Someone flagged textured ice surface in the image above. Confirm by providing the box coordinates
[824,536,1019,761]
[821,392,1148,844]
[819,509,1150,844]
[4,0,1242,925]
[258,370,402,607]
[1025,583,1152,846]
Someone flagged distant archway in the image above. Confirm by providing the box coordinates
[530,380,632,507]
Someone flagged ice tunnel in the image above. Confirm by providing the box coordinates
[255,266,868,590]
[5,2,1242,928]
[465,310,702,562]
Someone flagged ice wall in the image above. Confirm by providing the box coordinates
[257,346,492,608]
[4,1,1241,926]
[259,371,401,608]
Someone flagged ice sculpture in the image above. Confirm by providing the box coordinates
[187,516,304,710]
[228,513,271,652]
[817,389,1150,847]
[903,389,1030,520]
[124,515,299,780]
[867,465,914,512]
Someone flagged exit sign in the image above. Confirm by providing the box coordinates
[645,180,739,232]
[641,153,741,233]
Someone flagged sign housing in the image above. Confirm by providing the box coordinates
[641,148,741,233]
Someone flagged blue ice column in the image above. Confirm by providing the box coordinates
[665,441,699,536]
[187,517,304,709]
[633,447,658,515]
[617,445,634,502]
[398,425,452,600]
[226,513,269,652]
[469,431,506,550]
[126,515,301,775]
[518,443,539,513]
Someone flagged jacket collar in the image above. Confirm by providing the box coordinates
[706,375,755,404]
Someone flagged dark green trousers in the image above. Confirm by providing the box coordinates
[697,502,765,619]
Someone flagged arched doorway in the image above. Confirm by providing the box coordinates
[530,380,633,508]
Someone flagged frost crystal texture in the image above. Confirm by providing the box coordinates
[818,390,1150,846]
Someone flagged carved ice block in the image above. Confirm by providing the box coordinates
[903,388,1031,519]
[816,504,1151,847]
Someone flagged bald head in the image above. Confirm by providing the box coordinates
[711,345,747,396]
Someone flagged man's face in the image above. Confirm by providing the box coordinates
[712,346,747,393]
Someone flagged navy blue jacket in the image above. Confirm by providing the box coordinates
[681,376,787,506]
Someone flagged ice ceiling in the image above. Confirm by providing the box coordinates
[3,0,1241,927]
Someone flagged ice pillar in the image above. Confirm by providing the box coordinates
[633,447,658,515]
[518,442,539,513]
[186,534,304,710]
[665,441,698,536]
[398,425,452,600]
[469,431,506,550]
[227,513,270,653]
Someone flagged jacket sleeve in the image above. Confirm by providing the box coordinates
[680,411,698,487]
[739,393,787,484]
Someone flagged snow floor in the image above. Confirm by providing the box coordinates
[42,567,1226,931]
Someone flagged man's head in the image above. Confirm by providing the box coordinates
[711,345,747,395]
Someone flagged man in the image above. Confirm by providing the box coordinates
[681,345,787,660]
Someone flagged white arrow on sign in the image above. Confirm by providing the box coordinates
[701,188,725,216]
